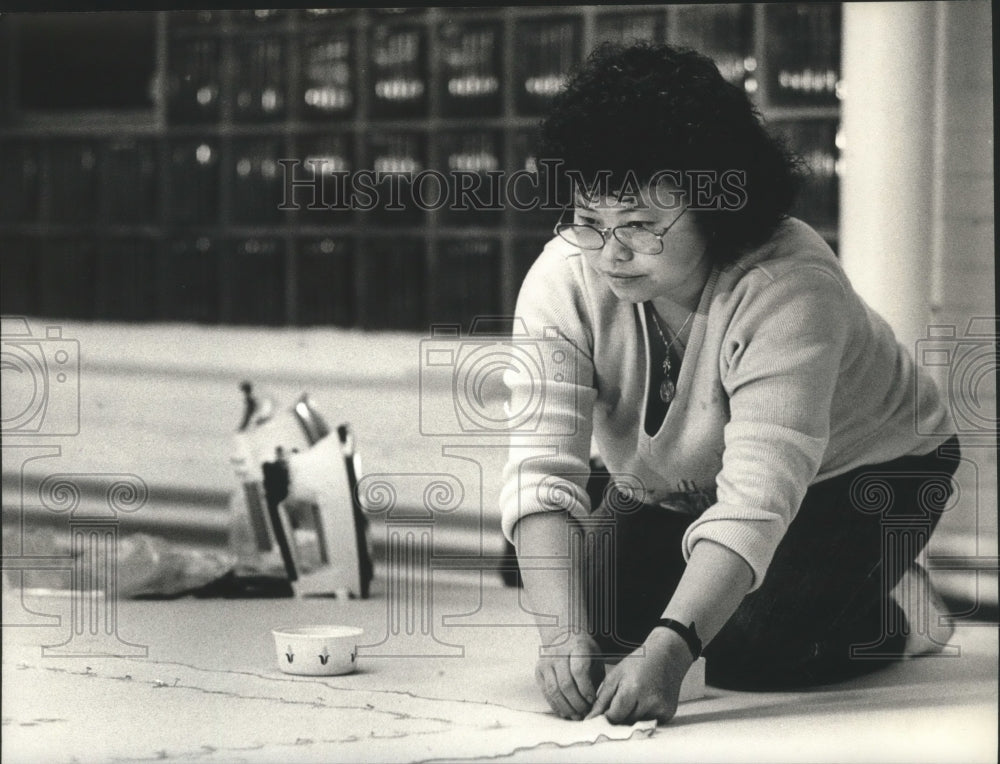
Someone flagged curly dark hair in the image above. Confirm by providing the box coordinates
[539,42,802,259]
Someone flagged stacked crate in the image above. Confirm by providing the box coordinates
[0,5,843,328]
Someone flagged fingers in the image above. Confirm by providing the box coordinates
[569,648,598,705]
[583,674,616,720]
[553,661,593,718]
[605,691,640,725]
[537,663,591,720]
[536,638,603,720]
[611,695,674,725]
[655,701,678,726]
[540,665,578,720]
[584,674,674,725]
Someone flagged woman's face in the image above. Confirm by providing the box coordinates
[573,182,712,306]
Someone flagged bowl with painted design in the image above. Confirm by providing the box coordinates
[272,625,363,676]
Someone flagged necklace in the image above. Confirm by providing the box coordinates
[648,306,695,404]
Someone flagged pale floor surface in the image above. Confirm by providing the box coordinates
[2,319,994,546]
[2,577,997,764]
[2,319,997,762]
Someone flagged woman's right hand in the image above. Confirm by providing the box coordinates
[535,630,605,720]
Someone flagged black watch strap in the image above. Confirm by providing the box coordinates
[655,618,702,660]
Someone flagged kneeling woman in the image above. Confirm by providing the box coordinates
[499,42,959,725]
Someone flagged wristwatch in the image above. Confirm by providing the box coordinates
[655,618,702,660]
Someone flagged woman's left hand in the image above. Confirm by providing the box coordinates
[584,628,694,725]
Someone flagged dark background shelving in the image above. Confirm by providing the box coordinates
[0,5,842,330]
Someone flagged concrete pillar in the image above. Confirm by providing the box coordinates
[839,3,940,352]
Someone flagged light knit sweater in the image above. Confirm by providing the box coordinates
[499,217,955,590]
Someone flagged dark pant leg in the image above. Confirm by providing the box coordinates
[705,436,962,689]
[586,437,960,686]
[586,499,692,657]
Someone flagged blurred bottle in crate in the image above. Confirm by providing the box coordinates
[103,139,158,224]
[167,34,221,124]
[765,3,842,106]
[295,133,354,221]
[0,141,41,223]
[438,130,503,227]
[302,8,354,21]
[509,128,570,229]
[672,4,755,94]
[231,137,286,225]
[516,16,580,115]
[300,30,355,120]
[373,8,425,18]
[38,238,97,320]
[370,23,428,118]
[95,239,158,321]
[430,237,502,329]
[438,20,502,117]
[171,10,221,28]
[595,11,664,46]
[774,119,840,233]
[232,9,287,25]
[358,237,425,330]
[47,141,99,224]
[222,237,286,326]
[233,38,287,122]
[296,236,355,327]
[367,131,426,226]
[167,139,220,225]
[160,236,221,323]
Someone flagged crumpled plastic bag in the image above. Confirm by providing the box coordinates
[4,526,236,598]
[116,533,237,597]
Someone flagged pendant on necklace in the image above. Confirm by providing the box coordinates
[659,377,676,404]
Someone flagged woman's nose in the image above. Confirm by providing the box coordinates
[604,233,633,262]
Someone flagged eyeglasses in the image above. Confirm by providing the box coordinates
[553,205,688,256]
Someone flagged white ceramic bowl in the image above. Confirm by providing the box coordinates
[272,625,363,676]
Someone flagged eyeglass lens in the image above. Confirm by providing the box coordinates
[557,224,661,254]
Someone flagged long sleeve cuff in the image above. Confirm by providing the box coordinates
[680,510,788,591]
